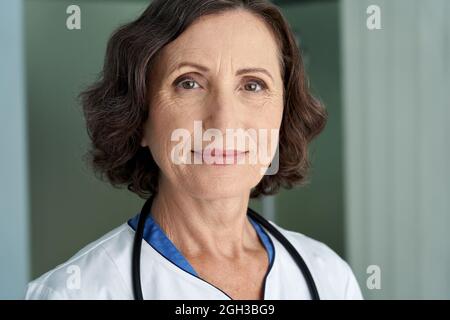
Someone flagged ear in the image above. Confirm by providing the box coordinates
[140,122,149,147]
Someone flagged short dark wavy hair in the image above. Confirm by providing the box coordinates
[80,0,327,199]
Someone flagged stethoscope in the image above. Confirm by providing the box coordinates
[132,194,320,300]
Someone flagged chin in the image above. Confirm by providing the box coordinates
[185,175,256,200]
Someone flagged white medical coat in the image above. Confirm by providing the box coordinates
[25,218,363,300]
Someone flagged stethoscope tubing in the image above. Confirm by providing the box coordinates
[132,194,320,300]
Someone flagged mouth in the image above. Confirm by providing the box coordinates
[191,148,249,166]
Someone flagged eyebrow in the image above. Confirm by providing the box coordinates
[172,62,274,81]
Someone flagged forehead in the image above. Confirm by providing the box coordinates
[157,9,282,75]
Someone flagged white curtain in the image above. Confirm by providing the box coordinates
[342,0,450,299]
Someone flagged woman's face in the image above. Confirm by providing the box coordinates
[141,9,284,200]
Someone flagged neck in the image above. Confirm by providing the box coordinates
[151,177,259,259]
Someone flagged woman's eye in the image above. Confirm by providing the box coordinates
[175,78,200,90]
[244,80,266,93]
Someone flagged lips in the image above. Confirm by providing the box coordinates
[191,148,248,165]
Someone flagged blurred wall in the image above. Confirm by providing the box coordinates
[275,1,345,257]
[342,0,450,299]
[0,0,29,299]
[25,0,148,279]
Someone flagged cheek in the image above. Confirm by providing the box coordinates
[146,99,197,171]
[254,96,284,129]
[254,99,283,161]
[145,100,176,166]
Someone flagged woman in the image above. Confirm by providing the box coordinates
[25,0,363,300]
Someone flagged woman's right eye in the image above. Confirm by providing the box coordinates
[174,77,201,90]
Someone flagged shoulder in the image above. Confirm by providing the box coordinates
[25,223,135,300]
[269,221,364,300]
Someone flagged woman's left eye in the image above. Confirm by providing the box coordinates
[244,80,267,93]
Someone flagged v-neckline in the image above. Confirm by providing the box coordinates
[127,212,276,299]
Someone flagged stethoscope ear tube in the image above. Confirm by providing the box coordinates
[133,195,320,300]
[132,194,155,300]
[247,207,321,300]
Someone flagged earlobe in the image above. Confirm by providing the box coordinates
[140,138,148,147]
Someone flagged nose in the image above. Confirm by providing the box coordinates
[203,86,242,134]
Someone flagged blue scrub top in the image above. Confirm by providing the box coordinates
[128,212,275,277]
